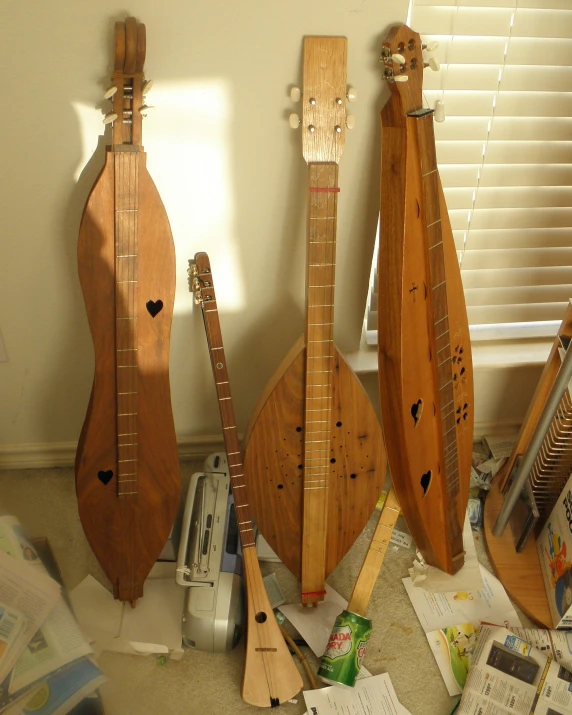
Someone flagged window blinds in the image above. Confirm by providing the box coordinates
[365,0,572,346]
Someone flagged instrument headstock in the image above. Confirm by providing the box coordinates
[300,36,348,164]
[103,17,151,148]
[188,253,215,306]
[380,24,424,117]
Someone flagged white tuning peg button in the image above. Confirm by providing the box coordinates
[289,113,300,129]
[103,112,118,124]
[139,105,155,116]
[142,79,154,94]
[104,86,118,99]
[423,41,440,52]
[391,54,405,65]
[346,86,357,103]
[434,100,445,123]
[346,114,356,130]
[426,57,441,72]
[393,75,409,83]
[290,86,301,102]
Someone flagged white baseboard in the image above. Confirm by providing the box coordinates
[0,435,226,471]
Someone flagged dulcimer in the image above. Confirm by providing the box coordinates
[243,37,386,606]
[75,17,180,603]
[377,24,473,574]
[188,253,303,708]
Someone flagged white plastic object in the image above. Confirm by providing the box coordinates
[139,104,155,115]
[104,85,118,99]
[142,79,154,94]
[103,112,118,124]
[391,54,405,65]
[346,86,357,103]
[393,75,409,83]
[289,113,300,129]
[425,41,439,52]
[290,86,301,102]
[434,100,445,123]
[428,57,440,72]
[346,114,356,130]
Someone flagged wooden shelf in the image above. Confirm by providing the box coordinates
[484,479,552,629]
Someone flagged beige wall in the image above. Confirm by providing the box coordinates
[0,1,542,461]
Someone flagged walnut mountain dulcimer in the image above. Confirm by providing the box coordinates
[243,37,386,606]
[188,253,303,708]
[75,17,180,603]
[377,24,473,574]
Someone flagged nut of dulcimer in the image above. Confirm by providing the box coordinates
[104,85,118,99]
[103,112,118,124]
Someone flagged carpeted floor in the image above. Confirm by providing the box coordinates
[0,463,504,715]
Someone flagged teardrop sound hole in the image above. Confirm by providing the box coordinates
[98,470,114,485]
[255,611,267,623]
[420,470,431,495]
[411,399,423,426]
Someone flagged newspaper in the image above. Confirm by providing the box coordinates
[0,517,93,695]
[0,605,26,678]
[303,673,411,715]
[459,624,572,714]
[0,552,60,686]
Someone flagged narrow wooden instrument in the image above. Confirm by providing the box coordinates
[75,18,180,604]
[377,24,473,574]
[347,488,400,617]
[243,37,386,606]
[188,253,303,708]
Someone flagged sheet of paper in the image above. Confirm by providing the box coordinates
[403,563,522,633]
[408,514,484,593]
[302,673,408,715]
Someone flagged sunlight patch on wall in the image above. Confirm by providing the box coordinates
[71,79,244,315]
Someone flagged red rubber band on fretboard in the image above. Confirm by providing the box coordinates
[309,187,340,193]
[301,590,327,598]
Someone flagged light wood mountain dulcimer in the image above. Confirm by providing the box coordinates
[75,17,180,604]
[243,37,386,606]
[189,253,303,708]
[377,24,473,574]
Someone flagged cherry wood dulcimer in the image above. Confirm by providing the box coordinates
[243,37,386,606]
[188,253,303,708]
[75,17,180,604]
[377,24,473,574]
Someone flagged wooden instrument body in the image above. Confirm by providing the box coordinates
[190,253,303,707]
[76,149,180,602]
[378,25,473,574]
[243,336,386,580]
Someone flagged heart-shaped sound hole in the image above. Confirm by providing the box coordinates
[420,470,432,496]
[98,470,114,485]
[146,300,163,318]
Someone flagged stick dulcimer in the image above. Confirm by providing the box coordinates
[243,37,386,606]
[377,24,473,574]
[75,17,180,603]
[188,253,303,708]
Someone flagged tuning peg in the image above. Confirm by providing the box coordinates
[346,115,356,130]
[346,86,357,103]
[142,79,154,94]
[425,57,441,72]
[139,105,155,116]
[422,41,439,52]
[289,113,300,129]
[391,54,405,65]
[104,85,118,99]
[103,112,118,124]
[393,75,409,83]
[290,86,301,102]
[434,100,445,123]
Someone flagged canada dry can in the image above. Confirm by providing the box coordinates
[317,609,373,688]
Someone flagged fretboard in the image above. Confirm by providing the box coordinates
[196,267,256,552]
[114,150,140,498]
[301,162,338,602]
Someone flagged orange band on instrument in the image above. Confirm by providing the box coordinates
[301,590,327,598]
[309,187,340,193]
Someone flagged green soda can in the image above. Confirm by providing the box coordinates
[317,609,373,688]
